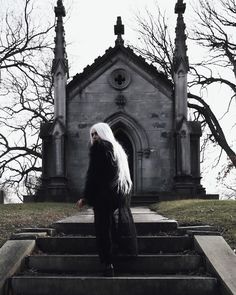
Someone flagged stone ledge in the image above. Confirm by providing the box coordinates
[0,239,35,295]
[194,235,236,295]
[15,227,56,236]
[187,230,221,236]
[10,232,48,240]
[178,225,217,232]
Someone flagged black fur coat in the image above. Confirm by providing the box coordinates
[84,139,119,207]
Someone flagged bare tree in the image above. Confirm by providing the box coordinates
[0,69,53,195]
[189,0,236,169]
[0,0,54,198]
[134,7,175,79]
[0,0,53,79]
[133,1,236,173]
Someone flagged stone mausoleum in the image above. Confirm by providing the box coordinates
[38,0,206,202]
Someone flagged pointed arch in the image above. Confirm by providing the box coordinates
[105,111,150,153]
[105,112,150,194]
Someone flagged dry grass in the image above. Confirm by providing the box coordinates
[0,202,77,247]
[151,199,236,250]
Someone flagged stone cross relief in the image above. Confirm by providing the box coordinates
[114,74,126,86]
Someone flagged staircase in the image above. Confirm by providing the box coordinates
[9,207,220,295]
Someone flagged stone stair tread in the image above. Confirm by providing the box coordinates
[71,207,159,215]
[53,208,178,235]
[36,235,193,254]
[55,207,171,223]
[28,254,200,261]
[19,272,210,278]
[26,253,202,275]
[11,275,219,295]
[13,274,214,278]
[29,254,198,257]
[54,215,174,223]
[37,235,191,239]
[53,223,178,235]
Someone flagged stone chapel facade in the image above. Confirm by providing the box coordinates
[38,0,206,202]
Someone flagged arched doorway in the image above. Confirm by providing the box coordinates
[114,129,134,182]
[106,111,151,194]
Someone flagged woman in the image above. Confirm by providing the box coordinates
[76,122,137,277]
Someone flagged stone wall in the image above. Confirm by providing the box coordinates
[66,58,174,198]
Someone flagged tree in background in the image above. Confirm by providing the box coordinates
[133,0,236,196]
[0,0,54,199]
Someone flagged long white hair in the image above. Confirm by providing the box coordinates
[90,122,132,195]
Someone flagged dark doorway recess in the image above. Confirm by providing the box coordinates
[114,129,134,181]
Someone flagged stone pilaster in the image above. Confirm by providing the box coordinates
[173,0,195,194]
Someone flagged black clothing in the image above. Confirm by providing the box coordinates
[84,140,119,208]
[84,140,138,264]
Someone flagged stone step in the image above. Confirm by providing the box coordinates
[53,220,177,235]
[53,209,178,235]
[10,276,219,295]
[26,254,203,275]
[36,236,193,254]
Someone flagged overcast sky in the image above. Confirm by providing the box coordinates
[62,0,179,76]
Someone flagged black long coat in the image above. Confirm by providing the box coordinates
[84,139,138,256]
[84,139,119,207]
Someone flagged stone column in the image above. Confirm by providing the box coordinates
[176,128,191,176]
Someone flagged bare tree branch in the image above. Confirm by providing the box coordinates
[134,0,236,177]
[0,0,54,195]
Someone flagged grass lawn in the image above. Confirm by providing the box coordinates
[0,202,78,248]
[150,199,236,251]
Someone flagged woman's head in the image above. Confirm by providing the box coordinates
[90,122,115,145]
[89,122,132,194]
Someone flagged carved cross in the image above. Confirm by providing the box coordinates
[114,16,124,45]
[175,0,186,14]
[115,74,126,85]
[55,0,65,17]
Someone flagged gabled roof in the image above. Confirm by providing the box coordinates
[67,44,173,92]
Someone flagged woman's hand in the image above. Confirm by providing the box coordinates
[76,198,85,209]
